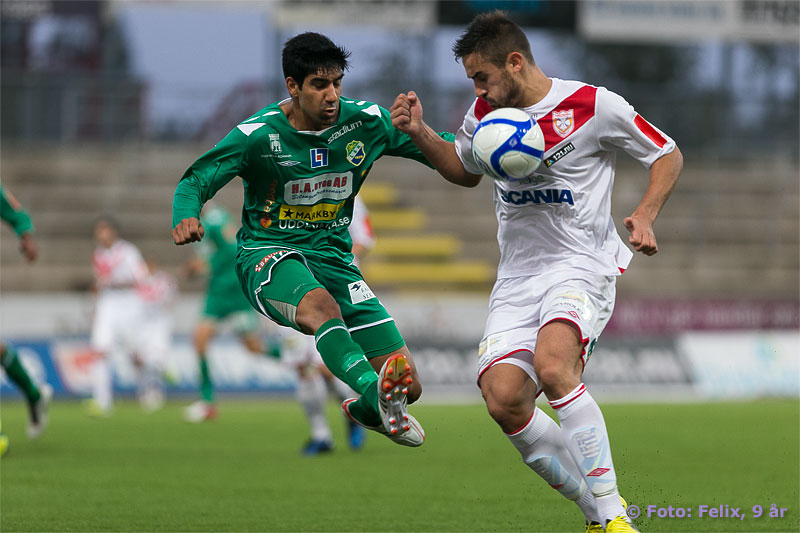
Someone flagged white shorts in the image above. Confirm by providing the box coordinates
[138,313,172,369]
[477,270,616,390]
[91,290,145,355]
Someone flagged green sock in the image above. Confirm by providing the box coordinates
[1,345,41,404]
[315,319,380,426]
[199,356,214,403]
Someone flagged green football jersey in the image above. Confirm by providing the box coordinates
[173,97,453,258]
[197,205,240,291]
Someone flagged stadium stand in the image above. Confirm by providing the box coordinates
[1,144,797,298]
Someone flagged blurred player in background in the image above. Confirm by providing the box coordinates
[88,216,149,417]
[182,203,266,423]
[136,257,178,412]
[286,196,373,455]
[0,184,52,449]
[392,11,683,532]
[173,32,455,447]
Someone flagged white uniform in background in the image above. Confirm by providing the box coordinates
[454,79,676,380]
[90,239,148,414]
[136,268,178,411]
[283,196,375,453]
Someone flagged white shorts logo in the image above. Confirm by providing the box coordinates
[348,281,375,304]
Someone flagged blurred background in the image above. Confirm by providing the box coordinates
[1,0,798,402]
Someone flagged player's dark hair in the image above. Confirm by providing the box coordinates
[452,11,534,67]
[282,32,351,88]
[94,214,120,233]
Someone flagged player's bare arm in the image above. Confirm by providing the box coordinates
[624,146,684,256]
[391,91,482,188]
[18,232,38,263]
[172,217,205,245]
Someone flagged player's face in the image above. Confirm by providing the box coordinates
[94,221,116,248]
[292,69,343,130]
[463,53,523,109]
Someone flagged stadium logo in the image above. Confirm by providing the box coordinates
[544,142,574,167]
[269,133,282,154]
[327,120,363,144]
[310,148,328,168]
[553,110,574,138]
[498,187,575,206]
[285,172,353,205]
[345,140,365,166]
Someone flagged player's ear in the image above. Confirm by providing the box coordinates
[506,52,525,73]
[286,77,299,98]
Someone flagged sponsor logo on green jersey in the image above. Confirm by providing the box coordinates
[278,200,345,222]
[284,172,353,206]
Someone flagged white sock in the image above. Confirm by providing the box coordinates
[550,384,626,523]
[506,409,600,523]
[297,373,333,443]
[91,358,113,411]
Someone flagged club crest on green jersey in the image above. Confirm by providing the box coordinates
[346,140,365,166]
[268,133,282,154]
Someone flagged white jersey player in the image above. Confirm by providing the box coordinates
[89,216,149,416]
[283,195,374,454]
[136,259,178,411]
[390,12,682,533]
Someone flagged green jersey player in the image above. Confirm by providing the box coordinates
[173,32,452,446]
[0,184,52,445]
[183,203,264,423]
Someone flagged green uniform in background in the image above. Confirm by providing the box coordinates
[1,184,48,440]
[198,205,258,332]
[0,184,34,236]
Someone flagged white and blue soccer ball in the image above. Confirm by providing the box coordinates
[471,107,545,181]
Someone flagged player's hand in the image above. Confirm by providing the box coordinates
[391,91,424,137]
[18,232,38,262]
[172,217,204,245]
[623,215,658,256]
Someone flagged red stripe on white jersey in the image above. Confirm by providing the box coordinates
[538,85,597,152]
[548,384,586,410]
[634,114,667,148]
[474,98,493,121]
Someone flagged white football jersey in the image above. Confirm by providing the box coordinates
[92,239,149,290]
[455,78,676,279]
[349,196,375,253]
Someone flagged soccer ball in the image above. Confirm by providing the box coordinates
[471,108,545,181]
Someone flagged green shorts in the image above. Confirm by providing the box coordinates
[236,245,404,359]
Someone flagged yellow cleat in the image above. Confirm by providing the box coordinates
[585,495,631,532]
[605,516,639,532]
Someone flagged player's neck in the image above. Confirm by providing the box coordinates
[520,67,552,108]
[280,100,328,132]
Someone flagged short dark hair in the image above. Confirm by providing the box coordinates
[94,214,119,233]
[452,11,534,67]
[282,32,351,88]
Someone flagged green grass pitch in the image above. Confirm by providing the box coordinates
[1,398,797,532]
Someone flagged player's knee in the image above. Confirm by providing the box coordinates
[481,384,526,427]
